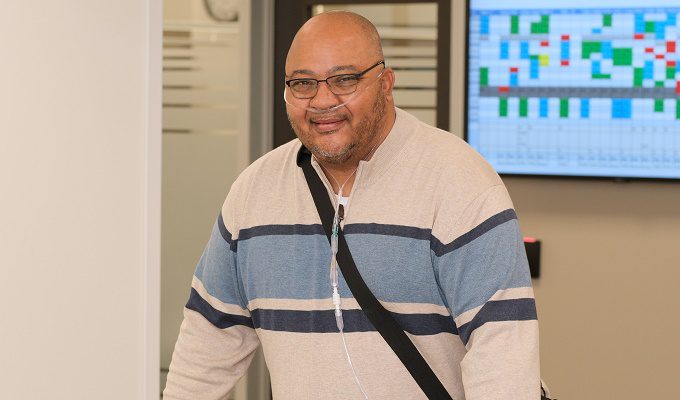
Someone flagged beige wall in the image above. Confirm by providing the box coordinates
[450,2,680,398]
[508,178,680,399]
[0,1,160,399]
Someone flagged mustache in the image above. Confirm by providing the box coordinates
[309,114,348,123]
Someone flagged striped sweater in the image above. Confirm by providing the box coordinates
[164,108,540,399]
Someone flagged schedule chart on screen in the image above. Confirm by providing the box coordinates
[467,0,680,179]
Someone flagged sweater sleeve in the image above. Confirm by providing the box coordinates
[431,184,540,399]
[163,202,260,399]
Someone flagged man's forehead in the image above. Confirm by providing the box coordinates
[286,64,360,78]
[285,25,371,76]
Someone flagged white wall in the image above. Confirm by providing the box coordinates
[0,1,161,399]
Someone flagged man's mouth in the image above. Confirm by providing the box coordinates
[310,117,346,132]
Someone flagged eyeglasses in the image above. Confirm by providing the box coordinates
[285,60,385,99]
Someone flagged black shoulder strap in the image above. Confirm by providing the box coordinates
[298,148,453,400]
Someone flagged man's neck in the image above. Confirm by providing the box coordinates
[317,107,396,195]
[319,131,391,195]
[317,160,360,196]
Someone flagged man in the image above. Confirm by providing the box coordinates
[164,11,539,400]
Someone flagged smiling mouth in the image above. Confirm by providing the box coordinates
[311,117,346,132]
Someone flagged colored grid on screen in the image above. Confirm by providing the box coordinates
[466,3,680,179]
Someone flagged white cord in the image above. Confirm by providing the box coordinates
[323,176,369,399]
[315,144,392,399]
[341,329,370,400]
[331,239,369,399]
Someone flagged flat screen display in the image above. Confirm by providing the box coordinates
[465,0,680,179]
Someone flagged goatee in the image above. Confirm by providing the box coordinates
[288,89,387,165]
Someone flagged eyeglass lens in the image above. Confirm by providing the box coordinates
[289,75,358,98]
[287,61,384,99]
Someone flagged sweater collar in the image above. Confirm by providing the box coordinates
[357,107,416,186]
[296,107,417,185]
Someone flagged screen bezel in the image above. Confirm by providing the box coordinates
[462,0,680,182]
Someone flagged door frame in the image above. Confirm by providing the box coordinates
[273,0,451,147]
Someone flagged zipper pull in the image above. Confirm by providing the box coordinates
[338,204,344,222]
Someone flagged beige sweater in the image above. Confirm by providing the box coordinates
[164,108,540,399]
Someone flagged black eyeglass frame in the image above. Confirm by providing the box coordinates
[285,60,386,99]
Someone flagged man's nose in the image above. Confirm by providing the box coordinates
[308,81,340,110]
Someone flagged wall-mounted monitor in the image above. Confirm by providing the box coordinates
[465,0,680,180]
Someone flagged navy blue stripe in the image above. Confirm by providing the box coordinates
[186,288,254,329]
[343,223,431,241]
[394,312,458,335]
[236,222,431,242]
[431,209,518,256]
[216,213,237,251]
[251,308,457,335]
[238,224,325,241]
[458,298,537,344]
[238,223,430,241]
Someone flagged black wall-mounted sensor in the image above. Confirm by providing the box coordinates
[524,237,541,278]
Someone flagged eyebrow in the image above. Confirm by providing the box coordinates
[286,64,360,79]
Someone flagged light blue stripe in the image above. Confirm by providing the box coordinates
[201,218,530,315]
[238,233,446,305]
[238,234,333,302]
[345,234,446,305]
[194,220,245,307]
[433,219,531,318]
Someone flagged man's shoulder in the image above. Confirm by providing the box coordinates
[231,139,302,189]
[398,110,500,186]
[396,109,474,157]
[222,139,301,208]
[250,138,301,168]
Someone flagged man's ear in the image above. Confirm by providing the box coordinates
[381,67,396,103]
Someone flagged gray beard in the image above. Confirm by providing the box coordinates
[289,89,387,165]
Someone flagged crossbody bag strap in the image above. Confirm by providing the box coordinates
[298,149,453,400]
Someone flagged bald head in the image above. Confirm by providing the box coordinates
[283,11,397,171]
[286,11,384,73]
